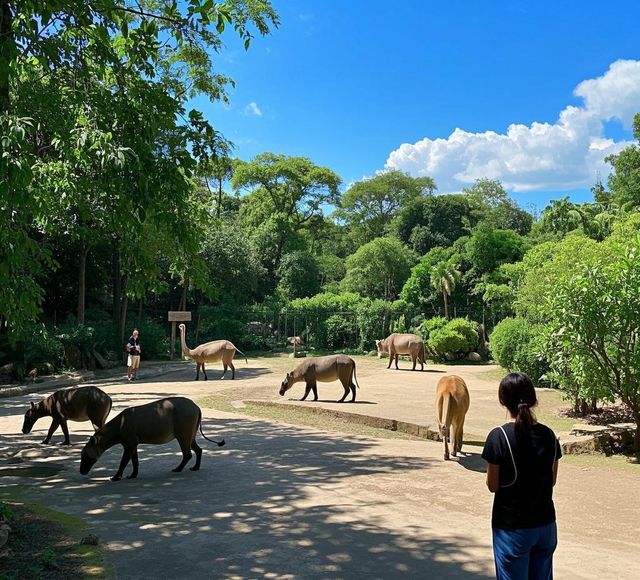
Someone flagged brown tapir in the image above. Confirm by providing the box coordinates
[435,375,470,460]
[22,386,112,445]
[376,333,426,371]
[79,397,225,481]
[279,354,360,403]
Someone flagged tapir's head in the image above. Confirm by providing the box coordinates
[375,339,384,357]
[279,373,294,396]
[22,401,42,434]
[80,435,104,475]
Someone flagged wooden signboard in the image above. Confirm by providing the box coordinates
[168,311,192,359]
[168,311,192,322]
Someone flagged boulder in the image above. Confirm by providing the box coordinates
[466,352,482,362]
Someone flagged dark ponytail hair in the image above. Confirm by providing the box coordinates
[498,372,537,442]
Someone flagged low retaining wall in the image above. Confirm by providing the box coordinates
[246,401,637,456]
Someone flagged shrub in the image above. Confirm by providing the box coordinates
[489,317,549,383]
[9,323,64,377]
[427,318,479,359]
[416,316,448,341]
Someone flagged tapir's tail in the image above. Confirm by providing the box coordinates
[198,412,225,447]
[235,347,248,364]
[440,392,452,439]
[352,360,361,389]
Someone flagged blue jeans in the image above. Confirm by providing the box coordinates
[492,522,557,580]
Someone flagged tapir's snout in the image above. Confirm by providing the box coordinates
[279,387,285,396]
[79,453,97,475]
[22,427,29,434]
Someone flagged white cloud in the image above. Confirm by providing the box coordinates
[244,101,263,117]
[385,59,640,193]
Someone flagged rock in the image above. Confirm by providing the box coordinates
[445,353,458,361]
[80,534,99,546]
[289,352,306,358]
[0,523,11,549]
[466,352,482,362]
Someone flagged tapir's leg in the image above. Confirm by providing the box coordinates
[386,351,392,369]
[43,419,60,444]
[349,381,357,403]
[195,363,200,381]
[412,355,417,371]
[395,354,400,370]
[202,363,208,381]
[113,448,133,481]
[190,440,203,471]
[338,381,349,403]
[301,384,311,401]
[311,384,318,401]
[221,363,227,379]
[127,449,139,479]
[443,426,450,461]
[229,361,236,380]
[59,419,71,445]
[172,437,193,472]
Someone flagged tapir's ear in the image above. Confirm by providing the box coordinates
[30,401,35,409]
[89,435,96,445]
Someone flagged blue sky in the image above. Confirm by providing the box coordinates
[192,0,640,213]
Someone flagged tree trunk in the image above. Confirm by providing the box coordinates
[112,238,121,326]
[137,298,143,324]
[634,412,640,453]
[119,292,128,341]
[443,291,449,319]
[217,178,223,219]
[77,238,88,324]
[0,0,12,115]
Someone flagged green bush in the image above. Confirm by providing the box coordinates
[416,316,448,341]
[489,317,549,383]
[325,314,357,350]
[9,323,64,377]
[427,318,479,359]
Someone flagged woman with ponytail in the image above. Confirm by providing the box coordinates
[482,372,562,579]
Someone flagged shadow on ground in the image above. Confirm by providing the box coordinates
[1,414,493,579]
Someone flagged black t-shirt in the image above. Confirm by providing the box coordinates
[127,337,140,356]
[482,422,561,530]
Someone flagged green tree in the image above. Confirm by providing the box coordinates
[335,170,435,243]
[605,113,640,210]
[394,194,475,254]
[544,237,640,449]
[465,224,526,276]
[342,237,416,300]
[234,153,342,272]
[430,261,461,319]
[400,246,455,307]
[277,251,321,300]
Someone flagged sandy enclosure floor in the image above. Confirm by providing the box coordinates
[0,356,638,579]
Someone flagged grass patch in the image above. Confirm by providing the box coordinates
[562,452,640,473]
[0,490,108,579]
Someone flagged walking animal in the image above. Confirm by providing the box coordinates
[179,323,247,380]
[22,386,112,445]
[279,354,360,403]
[435,375,470,460]
[79,397,225,481]
[376,333,426,371]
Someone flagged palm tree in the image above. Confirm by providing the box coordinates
[431,261,461,319]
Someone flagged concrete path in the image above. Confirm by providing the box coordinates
[0,366,638,579]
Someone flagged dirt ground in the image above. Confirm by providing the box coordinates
[0,355,638,579]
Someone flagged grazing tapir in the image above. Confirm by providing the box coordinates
[22,386,112,445]
[79,397,225,481]
[435,375,470,460]
[376,333,426,371]
[279,354,360,403]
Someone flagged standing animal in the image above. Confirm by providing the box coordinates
[79,397,225,481]
[435,375,470,460]
[179,323,247,380]
[22,386,112,445]
[376,333,426,371]
[279,354,360,403]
